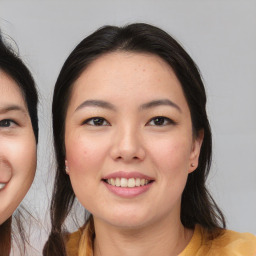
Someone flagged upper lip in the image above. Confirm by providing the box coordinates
[102,171,154,180]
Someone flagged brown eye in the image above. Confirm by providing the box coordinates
[83,117,110,126]
[147,116,174,126]
[0,119,16,128]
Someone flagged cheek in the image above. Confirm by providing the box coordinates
[65,133,110,211]
[151,137,191,164]
[147,134,192,182]
[0,159,12,181]
[65,133,107,176]
[0,135,36,224]
[147,136,192,209]
[9,138,37,196]
[0,135,36,177]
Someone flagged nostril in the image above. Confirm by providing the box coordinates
[110,141,146,162]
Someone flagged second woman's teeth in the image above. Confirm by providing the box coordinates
[0,183,6,190]
[107,178,150,188]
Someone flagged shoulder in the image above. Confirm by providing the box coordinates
[65,221,94,256]
[200,226,256,255]
[65,228,83,256]
[181,225,256,256]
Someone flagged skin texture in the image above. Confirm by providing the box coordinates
[0,71,36,224]
[65,52,203,255]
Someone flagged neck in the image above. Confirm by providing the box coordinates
[93,215,193,256]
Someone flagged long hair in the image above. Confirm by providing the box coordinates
[44,23,225,255]
[0,31,38,255]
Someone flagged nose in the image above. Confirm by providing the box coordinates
[110,126,146,162]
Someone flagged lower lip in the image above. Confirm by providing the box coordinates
[103,181,153,198]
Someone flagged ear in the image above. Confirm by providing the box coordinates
[188,129,204,173]
[65,160,70,175]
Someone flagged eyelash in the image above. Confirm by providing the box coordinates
[146,116,176,126]
[0,119,17,128]
[83,117,110,126]
[82,116,175,127]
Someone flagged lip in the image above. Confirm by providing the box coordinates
[102,171,154,180]
[102,171,154,198]
[103,181,153,198]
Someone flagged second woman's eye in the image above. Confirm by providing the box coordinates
[83,117,110,126]
[0,119,16,128]
[146,116,175,126]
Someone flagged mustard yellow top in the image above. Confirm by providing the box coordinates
[66,222,256,256]
[180,225,256,256]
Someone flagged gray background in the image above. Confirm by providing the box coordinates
[1,0,255,253]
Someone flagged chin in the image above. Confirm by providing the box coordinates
[97,211,151,230]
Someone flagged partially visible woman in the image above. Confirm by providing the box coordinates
[0,31,38,255]
[44,23,256,256]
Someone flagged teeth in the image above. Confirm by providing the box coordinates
[0,183,6,190]
[120,178,128,187]
[106,178,151,187]
[128,178,135,188]
[115,178,121,187]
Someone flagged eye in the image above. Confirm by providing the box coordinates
[83,117,110,126]
[0,119,17,128]
[146,116,175,126]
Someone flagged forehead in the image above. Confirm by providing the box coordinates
[70,52,186,102]
[76,51,174,83]
[0,71,26,107]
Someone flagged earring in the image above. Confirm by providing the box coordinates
[191,163,195,167]
[65,160,69,174]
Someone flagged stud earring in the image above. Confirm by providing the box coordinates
[191,163,195,167]
[65,160,69,174]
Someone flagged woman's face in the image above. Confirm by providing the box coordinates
[65,52,203,229]
[0,71,37,224]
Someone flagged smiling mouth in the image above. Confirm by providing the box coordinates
[103,178,154,188]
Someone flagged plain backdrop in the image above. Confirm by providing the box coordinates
[1,0,256,253]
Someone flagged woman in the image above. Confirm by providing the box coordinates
[44,23,256,255]
[0,32,38,255]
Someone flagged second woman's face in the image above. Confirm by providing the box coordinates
[65,52,203,229]
[0,71,37,224]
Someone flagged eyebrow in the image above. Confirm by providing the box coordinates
[75,100,116,112]
[140,99,182,112]
[0,104,27,115]
[75,98,181,113]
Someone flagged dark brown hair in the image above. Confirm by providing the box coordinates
[44,23,225,255]
[0,31,38,255]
